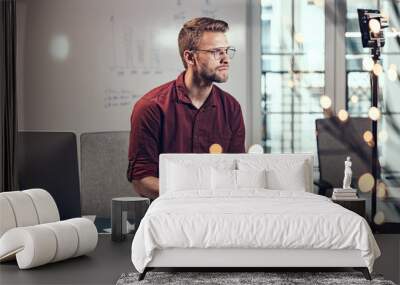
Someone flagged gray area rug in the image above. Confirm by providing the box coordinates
[116,271,396,285]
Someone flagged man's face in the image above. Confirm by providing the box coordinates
[192,31,230,83]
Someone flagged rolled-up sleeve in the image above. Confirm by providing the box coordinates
[228,102,245,153]
[127,100,161,182]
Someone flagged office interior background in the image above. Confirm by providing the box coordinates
[12,0,400,231]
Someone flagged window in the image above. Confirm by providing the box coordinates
[261,0,325,156]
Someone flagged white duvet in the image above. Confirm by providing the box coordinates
[131,190,380,273]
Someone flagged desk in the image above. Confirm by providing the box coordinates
[0,235,133,285]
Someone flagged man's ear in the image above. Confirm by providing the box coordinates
[183,50,195,67]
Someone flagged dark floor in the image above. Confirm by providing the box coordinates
[1,234,398,284]
[0,234,134,285]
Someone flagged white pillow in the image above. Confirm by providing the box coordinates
[211,168,236,190]
[211,168,268,191]
[237,158,308,191]
[265,162,307,191]
[167,162,211,191]
[237,169,267,188]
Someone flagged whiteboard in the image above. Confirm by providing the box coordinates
[19,0,250,141]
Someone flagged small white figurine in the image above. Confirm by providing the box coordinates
[343,156,352,189]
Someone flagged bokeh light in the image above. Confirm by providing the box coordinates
[363,131,373,143]
[362,57,374,71]
[374,211,385,225]
[388,69,397,81]
[372,63,383,76]
[350,95,359,104]
[320,95,332,109]
[368,107,381,121]
[209,143,223,154]
[377,182,387,199]
[378,130,388,143]
[387,64,397,81]
[248,144,264,154]
[294,33,304,44]
[337,109,349,122]
[358,173,375,193]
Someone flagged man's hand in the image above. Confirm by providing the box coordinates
[132,176,159,199]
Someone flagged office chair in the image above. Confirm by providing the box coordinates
[16,132,81,219]
[315,117,380,197]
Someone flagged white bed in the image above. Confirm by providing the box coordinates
[131,154,380,280]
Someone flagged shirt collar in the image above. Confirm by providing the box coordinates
[175,71,216,107]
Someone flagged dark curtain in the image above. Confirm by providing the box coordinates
[0,0,17,192]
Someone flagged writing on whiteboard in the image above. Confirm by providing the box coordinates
[104,88,140,109]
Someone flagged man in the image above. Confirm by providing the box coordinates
[127,17,245,198]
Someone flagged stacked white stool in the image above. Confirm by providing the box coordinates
[0,189,98,269]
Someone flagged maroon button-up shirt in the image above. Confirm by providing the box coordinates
[127,72,245,181]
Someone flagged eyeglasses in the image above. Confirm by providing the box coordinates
[193,47,236,60]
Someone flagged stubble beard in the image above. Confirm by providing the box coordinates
[196,67,229,84]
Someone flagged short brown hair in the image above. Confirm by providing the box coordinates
[178,17,229,68]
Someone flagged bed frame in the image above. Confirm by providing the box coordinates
[139,248,371,280]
